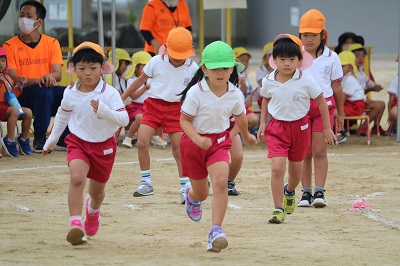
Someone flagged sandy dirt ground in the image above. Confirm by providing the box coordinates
[1,52,400,265]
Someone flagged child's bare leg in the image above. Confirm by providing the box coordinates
[367,101,385,127]
[20,108,32,139]
[5,107,19,140]
[137,124,156,170]
[68,159,89,216]
[287,160,303,192]
[88,179,106,210]
[301,154,313,188]
[228,134,243,181]
[169,131,183,176]
[208,162,229,226]
[127,114,142,138]
[310,133,328,188]
[270,157,286,209]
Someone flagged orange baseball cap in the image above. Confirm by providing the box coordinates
[299,9,325,34]
[67,41,114,74]
[165,27,195,60]
[268,34,313,71]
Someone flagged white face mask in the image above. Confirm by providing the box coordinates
[18,17,39,35]
[162,0,178,7]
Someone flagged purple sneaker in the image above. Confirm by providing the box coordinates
[207,226,228,252]
[184,182,202,221]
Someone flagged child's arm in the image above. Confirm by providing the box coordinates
[91,97,129,128]
[387,94,395,122]
[332,81,344,131]
[234,113,257,146]
[180,114,212,150]
[257,97,270,141]
[315,96,336,145]
[121,74,148,101]
[130,84,150,100]
[43,106,71,154]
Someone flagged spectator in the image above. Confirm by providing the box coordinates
[334,32,360,54]
[3,1,68,152]
[139,0,192,56]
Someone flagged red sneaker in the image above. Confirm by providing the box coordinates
[371,126,387,135]
[84,197,100,236]
[358,124,368,136]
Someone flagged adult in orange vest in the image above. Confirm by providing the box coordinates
[139,0,192,56]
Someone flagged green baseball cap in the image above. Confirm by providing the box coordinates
[201,41,245,72]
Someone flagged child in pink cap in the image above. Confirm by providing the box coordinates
[257,34,335,224]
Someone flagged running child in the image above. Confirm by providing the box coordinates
[257,34,335,223]
[298,9,344,208]
[0,47,32,157]
[42,42,129,245]
[179,40,257,252]
[121,27,198,203]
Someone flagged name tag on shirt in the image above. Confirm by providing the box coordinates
[103,148,113,155]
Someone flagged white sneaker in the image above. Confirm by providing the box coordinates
[151,136,167,147]
[122,137,133,148]
[180,188,185,204]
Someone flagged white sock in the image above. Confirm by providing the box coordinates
[88,198,99,215]
[141,170,152,185]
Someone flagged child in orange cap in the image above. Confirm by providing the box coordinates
[122,27,198,203]
[257,34,335,223]
[42,41,129,245]
[298,9,344,208]
[179,40,257,252]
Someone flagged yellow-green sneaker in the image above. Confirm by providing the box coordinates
[268,209,285,224]
[284,184,296,214]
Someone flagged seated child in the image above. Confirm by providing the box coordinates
[0,47,32,157]
[254,42,274,110]
[349,43,386,135]
[233,47,259,133]
[105,48,132,94]
[387,74,398,135]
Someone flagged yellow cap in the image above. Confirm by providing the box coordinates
[339,50,358,77]
[125,51,152,79]
[263,42,273,55]
[233,47,252,59]
[348,43,367,54]
[107,48,131,70]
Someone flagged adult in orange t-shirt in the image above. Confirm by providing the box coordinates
[3,1,68,153]
[139,0,192,56]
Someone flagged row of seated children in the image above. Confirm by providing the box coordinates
[0,47,32,157]
[105,48,167,148]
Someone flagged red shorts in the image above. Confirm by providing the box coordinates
[391,98,398,108]
[307,95,336,132]
[0,104,9,120]
[65,134,117,183]
[141,98,182,133]
[125,102,144,120]
[264,116,310,162]
[344,100,365,116]
[180,131,232,180]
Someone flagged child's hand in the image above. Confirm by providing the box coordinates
[42,149,51,156]
[256,124,265,141]
[323,128,336,146]
[244,134,257,146]
[196,136,212,150]
[90,99,99,113]
[0,73,4,82]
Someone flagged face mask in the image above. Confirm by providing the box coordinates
[162,0,178,7]
[18,17,39,35]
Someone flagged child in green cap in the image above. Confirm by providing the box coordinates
[179,41,257,253]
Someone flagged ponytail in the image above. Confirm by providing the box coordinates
[179,68,205,103]
[229,66,240,87]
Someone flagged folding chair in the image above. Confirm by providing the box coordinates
[343,114,371,145]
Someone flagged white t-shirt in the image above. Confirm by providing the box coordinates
[302,46,343,98]
[256,65,271,88]
[43,78,129,150]
[342,72,366,102]
[143,54,198,102]
[126,76,151,104]
[238,70,254,97]
[388,74,398,97]
[260,69,323,121]
[181,78,245,134]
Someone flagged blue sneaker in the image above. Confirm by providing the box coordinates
[184,182,202,221]
[1,136,19,157]
[207,226,228,252]
[17,136,32,155]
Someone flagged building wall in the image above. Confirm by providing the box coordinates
[246,0,400,53]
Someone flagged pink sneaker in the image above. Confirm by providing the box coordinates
[66,220,87,245]
[84,197,100,236]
